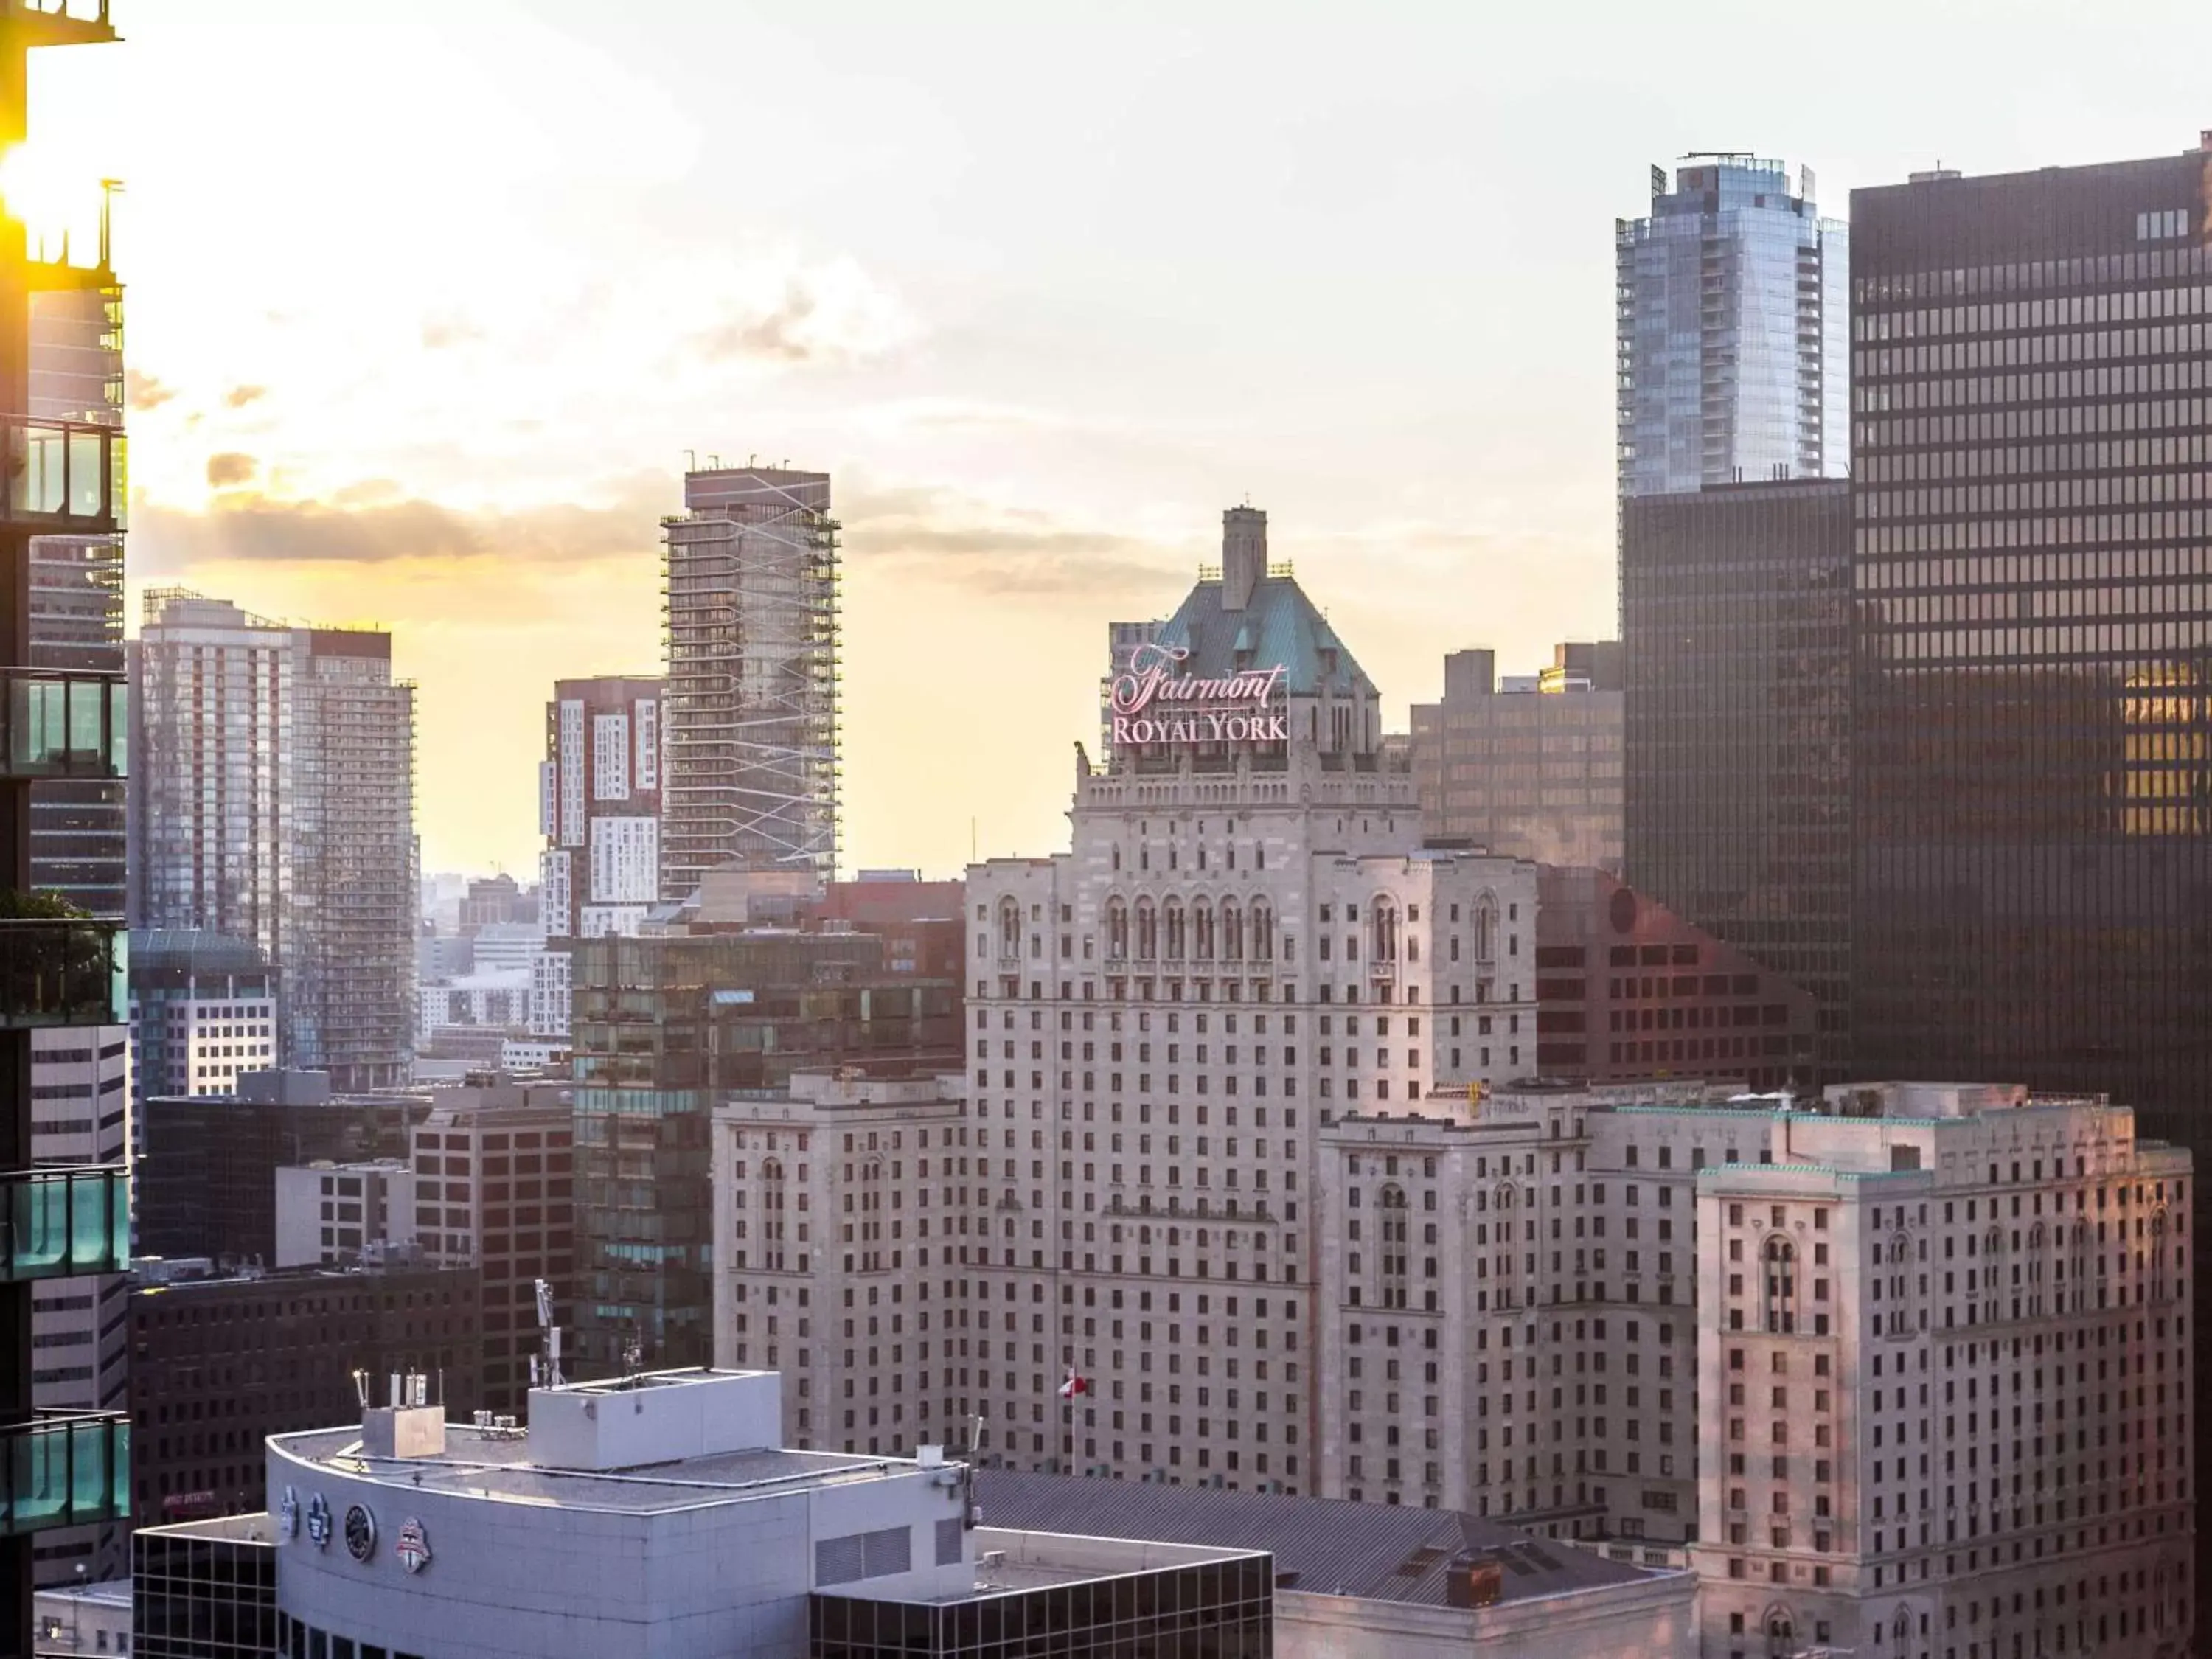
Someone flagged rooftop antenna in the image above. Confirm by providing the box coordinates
[622,1327,645,1384]
[684,448,697,471]
[351,1368,370,1411]
[709,453,722,469]
[533,1278,565,1389]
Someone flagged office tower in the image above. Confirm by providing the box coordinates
[661,466,839,898]
[570,931,956,1374]
[1312,1080,2194,1659]
[1621,480,1854,1077]
[1410,642,1625,868]
[1532,865,1817,1088]
[713,1071,967,1450]
[406,1079,576,1413]
[125,1259,481,1530]
[127,930,276,1110]
[271,1158,416,1267]
[136,1071,425,1266]
[1616,155,1849,498]
[1849,142,2212,1136]
[958,505,1541,1489]
[133,593,417,1089]
[1,4,131,1639]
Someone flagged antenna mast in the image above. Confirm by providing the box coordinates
[533,1279,566,1389]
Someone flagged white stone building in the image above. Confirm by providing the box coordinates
[713,1072,970,1453]
[1317,1079,2194,1659]
[957,507,1538,1490]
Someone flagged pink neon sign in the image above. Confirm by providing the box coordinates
[1108,643,1289,745]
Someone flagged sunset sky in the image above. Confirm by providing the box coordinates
[30,0,2212,876]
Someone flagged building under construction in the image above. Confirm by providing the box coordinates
[660,465,840,899]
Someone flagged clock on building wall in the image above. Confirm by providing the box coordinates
[344,1503,377,1562]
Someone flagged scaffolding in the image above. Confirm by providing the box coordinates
[660,465,841,899]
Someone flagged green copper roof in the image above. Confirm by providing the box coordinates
[1152,574,1372,698]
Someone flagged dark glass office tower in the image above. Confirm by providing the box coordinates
[1848,144,2212,1135]
[1621,479,1853,1079]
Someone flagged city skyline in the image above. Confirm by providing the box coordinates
[13,0,2202,877]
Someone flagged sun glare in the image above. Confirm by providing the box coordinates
[0,139,100,250]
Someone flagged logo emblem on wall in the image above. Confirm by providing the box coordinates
[395,1517,431,1574]
[344,1503,377,1563]
[276,1486,299,1543]
[305,1493,333,1550]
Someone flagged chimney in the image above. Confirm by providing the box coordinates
[1221,507,1267,613]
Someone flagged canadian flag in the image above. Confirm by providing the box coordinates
[1058,1366,1089,1399]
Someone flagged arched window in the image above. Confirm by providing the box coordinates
[998,898,1020,960]
[1164,900,1186,960]
[1764,1608,1795,1659]
[1135,900,1158,960]
[1764,1236,1798,1333]
[1250,900,1275,961]
[1475,895,1498,961]
[1193,900,1215,961]
[1372,899,1399,963]
[1105,897,1129,961]
[1221,902,1245,961]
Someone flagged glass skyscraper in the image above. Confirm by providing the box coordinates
[1617,155,1849,497]
[1621,479,1854,1078]
[1848,142,2212,1137]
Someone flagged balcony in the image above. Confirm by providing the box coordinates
[0,417,124,535]
[0,1411,129,1538]
[0,917,123,1028]
[1,1165,129,1281]
[2,668,125,779]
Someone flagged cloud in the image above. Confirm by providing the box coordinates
[131,473,672,577]
[223,384,268,409]
[689,255,917,367]
[841,484,1186,598]
[127,369,178,411]
[206,452,259,488]
[420,311,484,350]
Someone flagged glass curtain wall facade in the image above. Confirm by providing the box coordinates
[1617,156,1848,498]
[1848,147,2212,1135]
[1621,480,1853,1076]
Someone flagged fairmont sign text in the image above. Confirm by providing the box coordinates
[1109,644,1288,746]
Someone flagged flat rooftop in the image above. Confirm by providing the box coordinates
[841,1527,1262,1606]
[268,1423,916,1515]
[972,1472,1656,1607]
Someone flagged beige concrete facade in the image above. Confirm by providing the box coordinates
[1317,1079,2194,1659]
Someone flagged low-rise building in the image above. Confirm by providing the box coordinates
[267,1369,977,1658]
[31,1576,132,1655]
